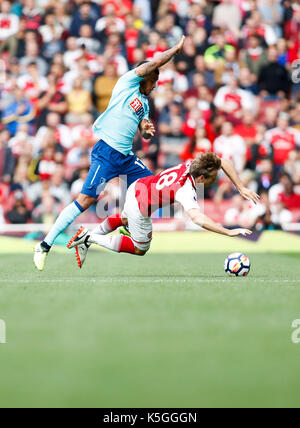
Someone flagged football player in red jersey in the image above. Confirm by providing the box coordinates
[68,153,259,267]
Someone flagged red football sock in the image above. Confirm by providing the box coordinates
[107,214,123,231]
[96,214,123,235]
[118,235,136,254]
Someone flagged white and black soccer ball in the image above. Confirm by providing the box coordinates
[224,253,251,277]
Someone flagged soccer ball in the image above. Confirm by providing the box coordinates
[224,253,251,277]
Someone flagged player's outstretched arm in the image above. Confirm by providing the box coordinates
[135,36,185,77]
[188,208,252,237]
[221,158,260,204]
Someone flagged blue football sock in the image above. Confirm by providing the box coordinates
[43,201,84,247]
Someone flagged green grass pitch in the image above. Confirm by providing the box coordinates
[0,233,300,408]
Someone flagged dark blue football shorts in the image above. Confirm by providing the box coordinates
[81,139,153,199]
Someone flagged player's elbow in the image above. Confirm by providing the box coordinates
[188,209,204,227]
[136,62,158,77]
[192,216,204,228]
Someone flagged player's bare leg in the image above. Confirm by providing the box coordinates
[34,194,95,271]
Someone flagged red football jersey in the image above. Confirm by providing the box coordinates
[265,127,300,165]
[135,161,198,217]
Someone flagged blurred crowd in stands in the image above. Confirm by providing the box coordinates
[0,0,300,231]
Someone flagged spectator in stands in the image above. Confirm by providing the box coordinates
[277,38,289,66]
[8,123,34,160]
[258,46,292,98]
[21,0,43,30]
[124,12,139,66]
[185,0,212,34]
[160,12,183,47]
[214,122,247,173]
[204,32,235,72]
[93,62,119,113]
[70,167,89,200]
[193,26,209,54]
[35,111,73,154]
[77,24,101,54]
[256,158,276,194]
[263,106,279,130]
[95,2,125,38]
[241,9,278,46]
[17,61,49,103]
[39,10,64,60]
[32,144,60,182]
[53,1,71,31]
[0,0,19,43]
[49,165,71,207]
[181,127,212,162]
[19,41,48,76]
[134,0,151,25]
[71,112,97,147]
[158,100,185,136]
[214,175,237,203]
[66,77,92,125]
[224,194,253,228]
[238,67,259,95]
[277,172,300,212]
[101,33,128,76]
[212,0,242,38]
[189,54,215,90]
[214,76,255,124]
[70,1,98,37]
[174,35,197,74]
[265,113,300,169]
[284,3,300,43]
[143,30,165,61]
[257,0,284,38]
[159,115,188,169]
[284,149,300,179]
[0,14,25,58]
[290,102,300,130]
[36,73,67,127]
[63,36,83,70]
[6,190,31,224]
[234,110,258,169]
[242,35,268,78]
[32,192,59,229]
[2,86,35,136]
[10,158,30,193]
[0,129,15,183]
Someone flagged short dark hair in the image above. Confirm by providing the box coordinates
[279,171,292,182]
[190,153,221,179]
[137,61,159,76]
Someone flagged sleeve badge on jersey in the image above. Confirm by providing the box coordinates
[130,98,143,112]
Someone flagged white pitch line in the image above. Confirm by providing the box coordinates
[0,278,300,284]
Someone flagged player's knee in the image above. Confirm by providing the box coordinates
[121,217,128,226]
[76,194,96,211]
[134,247,147,256]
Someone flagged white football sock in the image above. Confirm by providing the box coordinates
[89,234,122,252]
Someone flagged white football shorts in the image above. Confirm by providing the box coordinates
[122,181,152,251]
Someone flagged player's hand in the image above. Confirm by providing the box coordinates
[239,186,260,204]
[176,36,185,54]
[144,121,155,137]
[228,228,252,237]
